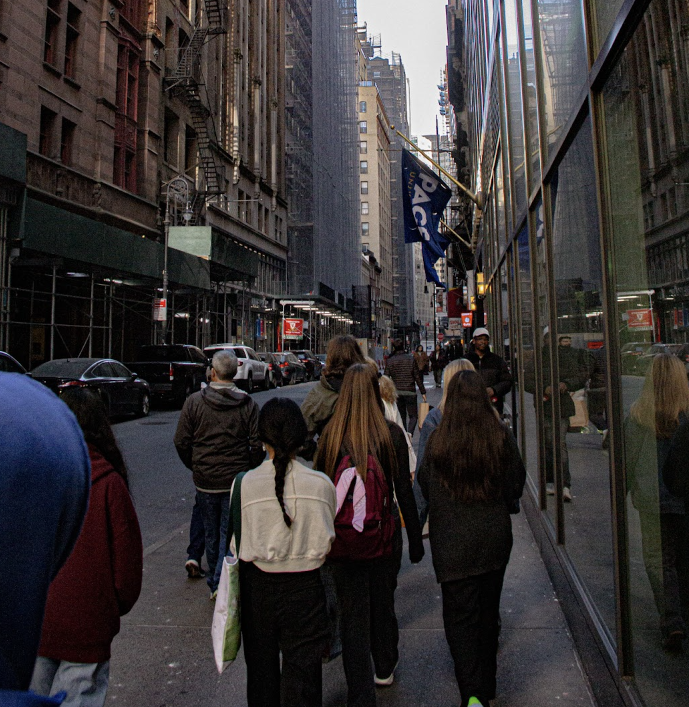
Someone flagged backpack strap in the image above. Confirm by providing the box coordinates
[227,471,247,555]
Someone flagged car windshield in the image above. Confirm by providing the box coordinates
[136,346,191,362]
[32,359,95,377]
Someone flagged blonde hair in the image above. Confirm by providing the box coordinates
[379,375,398,404]
[630,353,689,438]
[439,358,475,412]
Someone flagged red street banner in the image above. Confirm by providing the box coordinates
[283,318,304,340]
[627,309,653,330]
[461,312,473,328]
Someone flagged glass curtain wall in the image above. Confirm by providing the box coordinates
[459,0,689,704]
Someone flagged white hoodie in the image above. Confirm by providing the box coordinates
[235,458,337,572]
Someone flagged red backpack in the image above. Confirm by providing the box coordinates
[328,453,396,562]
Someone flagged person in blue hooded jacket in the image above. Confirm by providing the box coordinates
[0,372,91,706]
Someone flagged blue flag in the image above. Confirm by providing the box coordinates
[402,148,452,287]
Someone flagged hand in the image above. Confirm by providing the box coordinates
[409,544,425,564]
[487,387,494,396]
[422,394,427,402]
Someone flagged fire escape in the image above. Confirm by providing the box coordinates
[165,0,226,201]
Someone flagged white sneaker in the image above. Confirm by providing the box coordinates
[546,483,555,496]
[374,661,398,686]
[563,487,572,502]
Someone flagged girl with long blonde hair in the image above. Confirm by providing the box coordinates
[314,364,424,703]
[626,353,689,652]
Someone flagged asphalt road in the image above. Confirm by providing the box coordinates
[113,380,318,549]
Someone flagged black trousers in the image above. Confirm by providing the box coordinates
[441,565,507,707]
[397,392,418,435]
[240,562,329,707]
[330,521,403,707]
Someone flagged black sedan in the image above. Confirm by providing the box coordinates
[274,352,307,384]
[293,350,323,381]
[31,358,151,417]
[258,352,283,388]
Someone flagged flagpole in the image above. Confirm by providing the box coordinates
[440,219,473,249]
[392,126,482,208]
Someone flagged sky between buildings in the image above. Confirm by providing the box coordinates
[356,0,449,138]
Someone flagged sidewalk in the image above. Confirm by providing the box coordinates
[108,378,596,706]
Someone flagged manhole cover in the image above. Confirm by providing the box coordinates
[139,420,171,426]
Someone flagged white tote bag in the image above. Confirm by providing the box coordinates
[211,554,241,673]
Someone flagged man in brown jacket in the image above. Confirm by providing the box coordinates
[385,338,427,435]
[174,350,264,597]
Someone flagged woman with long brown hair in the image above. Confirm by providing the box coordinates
[418,371,525,707]
[301,335,366,459]
[626,353,689,652]
[315,364,424,706]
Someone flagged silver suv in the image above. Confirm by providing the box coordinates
[203,344,269,393]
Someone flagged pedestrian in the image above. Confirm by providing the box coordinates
[314,364,424,705]
[233,398,337,706]
[627,354,689,652]
[414,358,476,527]
[413,345,430,376]
[429,344,449,387]
[418,370,526,707]
[384,338,427,435]
[174,350,264,598]
[379,373,417,478]
[0,373,90,704]
[301,335,366,459]
[465,328,513,414]
[30,388,143,707]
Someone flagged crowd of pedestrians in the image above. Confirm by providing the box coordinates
[0,332,526,707]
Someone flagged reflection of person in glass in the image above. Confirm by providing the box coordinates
[625,354,689,653]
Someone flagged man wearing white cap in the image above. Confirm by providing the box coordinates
[466,328,513,414]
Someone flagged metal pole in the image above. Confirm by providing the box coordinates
[162,201,170,345]
[108,282,113,356]
[433,289,437,350]
[88,275,94,357]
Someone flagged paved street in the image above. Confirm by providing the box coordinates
[109,378,595,707]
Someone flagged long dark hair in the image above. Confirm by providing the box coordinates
[60,388,129,487]
[427,370,508,502]
[314,363,397,482]
[258,398,307,527]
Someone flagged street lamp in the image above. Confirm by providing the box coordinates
[161,177,193,344]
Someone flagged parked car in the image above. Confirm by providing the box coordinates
[292,349,323,381]
[620,341,649,374]
[636,343,682,375]
[0,351,28,374]
[30,358,150,417]
[202,344,269,392]
[316,353,327,366]
[274,352,307,384]
[258,352,283,388]
[127,344,208,406]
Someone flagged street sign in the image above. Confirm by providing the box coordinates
[461,312,473,328]
[283,318,304,340]
[153,298,167,322]
[437,332,444,342]
[627,309,653,331]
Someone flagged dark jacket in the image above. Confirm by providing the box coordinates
[429,349,449,371]
[385,352,426,395]
[415,406,443,475]
[466,350,513,413]
[300,374,344,460]
[174,385,263,490]
[413,350,430,374]
[331,420,425,564]
[626,417,685,515]
[663,417,689,505]
[39,446,143,663]
[418,430,526,583]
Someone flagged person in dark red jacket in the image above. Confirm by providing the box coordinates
[30,389,143,707]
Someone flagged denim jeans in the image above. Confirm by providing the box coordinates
[441,565,507,707]
[196,490,231,592]
[186,492,206,565]
[330,519,403,707]
[30,657,110,707]
[240,562,328,707]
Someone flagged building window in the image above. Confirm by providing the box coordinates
[113,41,140,192]
[60,117,75,165]
[64,3,80,79]
[359,100,367,113]
[373,71,381,78]
[39,106,57,157]
[164,109,179,165]
[359,120,367,134]
[184,124,197,173]
[361,181,368,195]
[44,0,61,67]
[361,222,370,238]
[361,202,369,215]
[360,160,368,174]
[360,140,367,154]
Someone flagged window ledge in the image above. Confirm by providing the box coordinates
[43,62,62,78]
[64,76,81,90]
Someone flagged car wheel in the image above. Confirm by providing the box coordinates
[139,392,150,418]
[262,372,270,391]
[247,374,254,394]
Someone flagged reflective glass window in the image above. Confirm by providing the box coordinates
[594,1,626,53]
[521,0,541,189]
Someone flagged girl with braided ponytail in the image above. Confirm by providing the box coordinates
[235,398,337,707]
